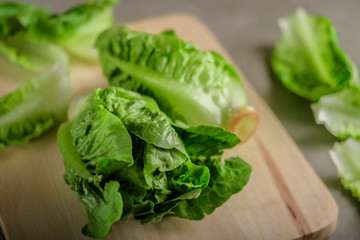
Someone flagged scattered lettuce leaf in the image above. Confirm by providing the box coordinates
[330,138,360,200]
[30,0,118,61]
[271,8,359,101]
[95,26,247,128]
[312,87,360,140]
[0,38,70,147]
[0,2,48,37]
[0,0,119,61]
[0,34,62,72]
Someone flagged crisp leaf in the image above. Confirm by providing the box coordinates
[0,2,48,37]
[80,180,123,239]
[271,8,359,101]
[0,39,70,147]
[330,139,360,200]
[71,103,133,175]
[31,0,118,61]
[312,87,360,140]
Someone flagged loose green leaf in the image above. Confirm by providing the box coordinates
[0,2,48,37]
[0,39,70,147]
[31,0,118,61]
[271,8,359,101]
[312,87,360,140]
[330,138,360,200]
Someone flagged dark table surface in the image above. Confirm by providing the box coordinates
[2,0,360,239]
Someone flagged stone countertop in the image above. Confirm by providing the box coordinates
[2,0,360,239]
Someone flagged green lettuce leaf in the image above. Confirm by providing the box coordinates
[271,8,359,101]
[80,180,123,239]
[330,138,360,200]
[30,0,118,61]
[174,124,241,157]
[71,103,133,175]
[133,161,210,224]
[0,0,119,61]
[173,157,251,220]
[0,38,70,147]
[95,26,247,128]
[143,143,188,188]
[312,87,360,140]
[0,2,48,37]
[58,121,122,239]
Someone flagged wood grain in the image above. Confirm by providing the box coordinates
[0,14,338,240]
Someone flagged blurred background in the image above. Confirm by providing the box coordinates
[2,0,360,239]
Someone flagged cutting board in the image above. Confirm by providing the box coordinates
[0,14,338,240]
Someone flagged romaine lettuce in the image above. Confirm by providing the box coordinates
[0,2,48,37]
[58,87,251,238]
[312,87,360,140]
[330,138,360,200]
[0,0,120,147]
[0,37,70,147]
[95,27,247,128]
[30,0,118,61]
[271,8,359,101]
[0,0,119,62]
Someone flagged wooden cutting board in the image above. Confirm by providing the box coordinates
[0,14,338,240]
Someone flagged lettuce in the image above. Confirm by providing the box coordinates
[0,2,48,37]
[330,139,360,200]
[0,0,119,147]
[0,37,70,147]
[312,87,360,140]
[30,0,118,61]
[271,8,359,101]
[95,27,247,128]
[58,87,251,238]
[271,8,360,202]
[0,0,119,61]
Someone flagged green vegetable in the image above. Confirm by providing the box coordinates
[330,138,360,200]
[58,87,251,238]
[95,27,247,128]
[58,122,122,238]
[0,37,70,147]
[30,0,118,61]
[272,8,360,202]
[271,8,359,101]
[312,87,360,140]
[173,157,251,220]
[0,0,120,147]
[0,0,119,61]
[0,2,48,38]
